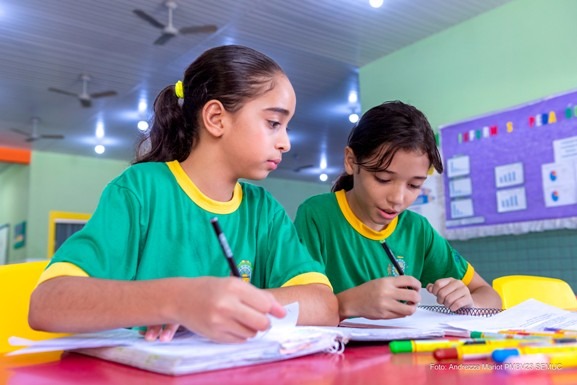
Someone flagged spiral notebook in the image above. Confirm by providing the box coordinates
[418,288,502,317]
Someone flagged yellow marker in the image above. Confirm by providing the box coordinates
[504,352,577,373]
[492,344,577,363]
[433,339,537,361]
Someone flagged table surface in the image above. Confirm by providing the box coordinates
[3,342,576,385]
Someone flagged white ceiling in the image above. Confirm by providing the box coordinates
[0,0,512,182]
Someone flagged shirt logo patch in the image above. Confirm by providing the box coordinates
[238,260,252,283]
[387,256,407,277]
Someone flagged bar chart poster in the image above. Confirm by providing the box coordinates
[439,88,577,238]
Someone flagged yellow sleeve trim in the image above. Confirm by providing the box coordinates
[462,263,475,286]
[37,262,89,286]
[281,272,333,291]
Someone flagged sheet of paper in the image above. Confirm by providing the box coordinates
[325,327,444,341]
[445,299,577,332]
[9,302,301,356]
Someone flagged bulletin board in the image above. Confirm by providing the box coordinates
[440,89,577,240]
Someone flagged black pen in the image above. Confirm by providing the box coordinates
[210,217,241,277]
[381,240,404,276]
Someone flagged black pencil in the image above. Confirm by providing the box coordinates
[381,241,404,276]
[210,217,241,278]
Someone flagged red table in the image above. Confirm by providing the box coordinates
[3,343,576,385]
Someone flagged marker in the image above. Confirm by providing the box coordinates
[469,331,543,340]
[392,337,539,354]
[504,352,577,373]
[390,339,476,353]
[210,217,241,277]
[492,344,577,363]
[433,339,539,361]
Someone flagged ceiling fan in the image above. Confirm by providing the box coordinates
[48,74,118,108]
[133,0,218,45]
[11,118,64,143]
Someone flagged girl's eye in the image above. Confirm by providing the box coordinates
[375,176,390,184]
[410,184,423,190]
[268,120,281,129]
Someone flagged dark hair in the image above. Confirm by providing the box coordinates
[332,101,443,192]
[134,45,284,163]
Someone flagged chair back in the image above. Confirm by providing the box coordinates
[0,261,67,354]
[492,274,577,310]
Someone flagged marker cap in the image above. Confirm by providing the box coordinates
[389,340,413,353]
[492,348,519,363]
[433,347,458,360]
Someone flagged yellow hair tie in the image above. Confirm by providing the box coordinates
[174,80,184,99]
[427,166,435,175]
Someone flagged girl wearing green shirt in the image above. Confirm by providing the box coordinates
[30,45,338,342]
[295,101,501,321]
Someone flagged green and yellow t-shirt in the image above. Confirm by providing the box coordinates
[40,161,331,290]
[294,190,473,294]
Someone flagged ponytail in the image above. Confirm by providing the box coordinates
[134,85,193,164]
[332,173,353,192]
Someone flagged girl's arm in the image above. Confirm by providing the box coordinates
[267,283,339,326]
[29,275,285,343]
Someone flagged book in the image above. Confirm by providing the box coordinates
[9,303,346,376]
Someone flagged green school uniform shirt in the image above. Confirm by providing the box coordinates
[40,161,330,289]
[294,190,473,294]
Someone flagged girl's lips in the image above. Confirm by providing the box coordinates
[378,208,398,220]
[267,159,280,170]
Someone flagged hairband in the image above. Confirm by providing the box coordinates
[174,80,184,99]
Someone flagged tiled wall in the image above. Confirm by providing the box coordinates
[450,229,577,292]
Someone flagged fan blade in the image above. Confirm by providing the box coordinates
[133,9,165,29]
[294,164,315,173]
[154,33,175,45]
[40,134,65,140]
[179,25,218,35]
[10,128,32,137]
[80,99,92,108]
[25,137,39,143]
[90,90,117,99]
[48,87,77,97]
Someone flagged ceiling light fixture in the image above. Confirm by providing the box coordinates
[137,120,149,131]
[319,173,328,182]
[369,0,384,8]
[349,112,360,124]
[94,144,105,154]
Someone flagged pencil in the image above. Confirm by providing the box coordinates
[210,217,241,277]
[381,241,404,276]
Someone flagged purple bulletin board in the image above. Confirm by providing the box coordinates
[440,89,577,240]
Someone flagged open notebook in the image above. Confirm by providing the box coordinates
[9,303,345,376]
[416,288,502,317]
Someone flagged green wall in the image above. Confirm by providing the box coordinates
[0,163,30,263]
[360,0,577,289]
[26,152,129,262]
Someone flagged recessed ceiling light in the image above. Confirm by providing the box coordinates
[369,0,384,8]
[349,113,360,124]
[137,120,149,131]
[319,173,328,182]
[94,144,105,154]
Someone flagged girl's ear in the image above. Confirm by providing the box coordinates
[344,146,356,175]
[202,100,225,138]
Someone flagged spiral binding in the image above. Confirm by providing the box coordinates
[418,305,502,317]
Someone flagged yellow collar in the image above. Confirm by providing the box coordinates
[335,189,398,240]
[167,160,242,214]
